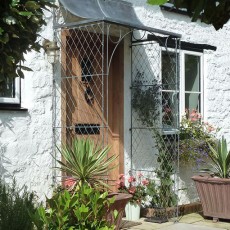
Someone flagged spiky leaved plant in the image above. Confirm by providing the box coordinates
[56,138,117,190]
[203,136,230,178]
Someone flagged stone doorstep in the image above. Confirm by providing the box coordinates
[141,202,202,218]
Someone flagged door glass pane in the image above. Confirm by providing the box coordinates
[185,54,200,92]
[0,78,15,98]
[185,92,200,112]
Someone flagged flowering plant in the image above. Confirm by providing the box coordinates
[179,109,218,167]
[117,172,149,205]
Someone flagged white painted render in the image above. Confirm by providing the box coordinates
[0,1,230,204]
[124,1,230,204]
[0,10,55,201]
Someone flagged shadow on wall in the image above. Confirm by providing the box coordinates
[0,111,31,181]
[0,143,11,181]
[179,163,199,204]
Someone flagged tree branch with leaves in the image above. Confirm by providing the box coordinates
[147,0,230,30]
[0,0,55,82]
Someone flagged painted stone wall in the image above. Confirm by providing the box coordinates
[124,1,230,204]
[0,10,55,201]
[1,0,230,205]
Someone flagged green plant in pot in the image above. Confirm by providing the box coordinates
[192,136,230,222]
[33,138,132,230]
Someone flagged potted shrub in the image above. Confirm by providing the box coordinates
[56,138,132,229]
[192,136,230,222]
[116,172,149,221]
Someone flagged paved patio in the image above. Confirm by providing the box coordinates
[121,213,230,230]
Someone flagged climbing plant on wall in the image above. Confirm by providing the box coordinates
[0,0,54,81]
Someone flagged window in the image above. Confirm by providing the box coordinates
[181,51,203,114]
[161,50,203,131]
[0,77,20,104]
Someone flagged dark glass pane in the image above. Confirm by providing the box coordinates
[162,91,178,130]
[185,54,200,92]
[0,78,15,98]
[162,51,178,90]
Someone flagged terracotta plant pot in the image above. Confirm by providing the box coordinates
[107,193,133,230]
[192,176,230,221]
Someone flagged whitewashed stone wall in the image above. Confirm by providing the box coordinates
[0,9,55,201]
[1,1,230,204]
[123,1,230,204]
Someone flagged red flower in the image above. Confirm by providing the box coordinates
[142,179,149,186]
[64,177,76,188]
[128,186,136,194]
[128,176,136,183]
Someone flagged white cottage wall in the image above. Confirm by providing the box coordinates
[123,1,230,204]
[1,0,230,204]
[127,1,230,139]
[0,9,55,200]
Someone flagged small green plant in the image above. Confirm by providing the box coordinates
[32,183,117,230]
[132,70,160,126]
[56,138,117,190]
[202,136,230,178]
[0,179,37,230]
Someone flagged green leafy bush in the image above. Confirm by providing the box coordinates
[32,183,117,230]
[0,179,37,230]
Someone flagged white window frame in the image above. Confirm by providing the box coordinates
[0,77,20,104]
[161,48,204,133]
[180,50,204,121]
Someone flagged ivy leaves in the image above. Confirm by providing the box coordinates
[147,0,230,30]
[0,0,54,81]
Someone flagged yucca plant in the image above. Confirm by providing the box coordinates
[203,136,230,178]
[56,138,117,190]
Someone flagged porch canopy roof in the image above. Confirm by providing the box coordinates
[58,0,181,38]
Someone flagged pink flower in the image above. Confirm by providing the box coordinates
[208,125,215,132]
[142,179,149,186]
[119,174,125,180]
[64,177,76,188]
[128,176,136,183]
[128,186,136,194]
[116,180,125,189]
[137,171,143,178]
[164,107,171,113]
[189,109,202,122]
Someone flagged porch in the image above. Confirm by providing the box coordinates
[121,213,230,230]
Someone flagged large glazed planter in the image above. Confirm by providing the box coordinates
[107,193,133,230]
[192,176,230,220]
